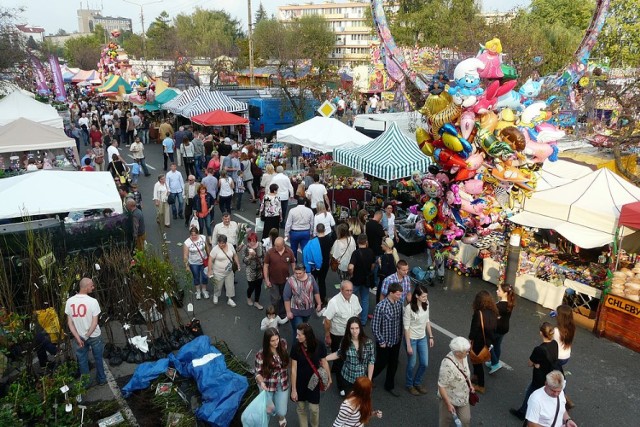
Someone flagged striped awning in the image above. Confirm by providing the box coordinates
[333,122,432,181]
[179,90,247,118]
[161,87,206,113]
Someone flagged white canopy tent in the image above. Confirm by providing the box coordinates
[533,159,594,191]
[276,117,372,153]
[0,118,76,154]
[0,91,63,128]
[510,168,640,248]
[0,171,123,220]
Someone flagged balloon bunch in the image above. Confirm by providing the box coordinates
[414,38,566,243]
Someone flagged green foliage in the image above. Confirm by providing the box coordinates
[253,15,335,122]
[121,31,144,59]
[39,38,64,58]
[146,11,177,60]
[528,0,595,30]
[174,7,242,58]
[0,362,87,425]
[63,33,101,69]
[255,1,268,24]
[593,0,640,67]
[0,7,27,76]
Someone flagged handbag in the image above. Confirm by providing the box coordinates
[301,345,328,392]
[469,311,491,364]
[167,193,176,205]
[189,214,200,231]
[330,238,351,272]
[223,248,239,273]
[445,357,479,406]
[194,237,208,267]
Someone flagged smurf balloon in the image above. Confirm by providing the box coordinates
[448,58,485,107]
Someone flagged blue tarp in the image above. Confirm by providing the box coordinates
[121,336,249,427]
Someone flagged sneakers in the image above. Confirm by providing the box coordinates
[485,361,492,368]
[202,290,210,299]
[254,302,264,310]
[227,298,236,307]
[195,292,201,300]
[247,298,254,306]
[213,295,219,304]
[489,363,503,374]
[339,390,345,397]
[407,386,421,396]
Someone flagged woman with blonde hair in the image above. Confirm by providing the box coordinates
[376,237,399,303]
[261,163,276,191]
[313,201,335,237]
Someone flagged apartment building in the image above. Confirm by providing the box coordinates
[78,8,132,34]
[277,1,384,68]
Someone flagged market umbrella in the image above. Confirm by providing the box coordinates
[191,109,249,126]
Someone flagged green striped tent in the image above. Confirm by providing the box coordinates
[333,122,431,181]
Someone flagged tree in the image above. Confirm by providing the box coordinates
[120,31,144,59]
[174,7,242,58]
[55,28,68,36]
[0,6,27,83]
[64,34,101,69]
[254,2,268,24]
[39,38,64,58]
[146,11,176,59]
[593,0,640,68]
[253,16,335,123]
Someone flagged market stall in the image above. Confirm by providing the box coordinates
[0,118,79,171]
[597,201,640,353]
[0,90,63,128]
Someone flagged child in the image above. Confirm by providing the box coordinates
[129,184,143,210]
[260,305,288,331]
[127,159,141,184]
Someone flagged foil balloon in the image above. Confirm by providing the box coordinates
[479,111,498,133]
[460,110,476,139]
[416,127,435,156]
[439,123,473,157]
[495,108,516,131]
[477,38,504,79]
[433,220,446,239]
[434,148,468,171]
[422,201,438,221]
[498,126,526,151]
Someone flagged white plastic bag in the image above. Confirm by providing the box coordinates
[189,214,200,231]
[241,390,273,427]
[255,217,264,234]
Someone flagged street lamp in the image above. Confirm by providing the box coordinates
[121,0,164,60]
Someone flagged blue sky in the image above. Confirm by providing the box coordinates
[7,0,530,35]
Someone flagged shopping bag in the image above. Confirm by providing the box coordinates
[189,214,200,231]
[241,390,273,427]
[255,217,264,234]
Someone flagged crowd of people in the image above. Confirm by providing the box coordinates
[61,98,579,426]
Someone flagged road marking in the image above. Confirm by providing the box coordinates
[126,154,156,170]
[431,322,513,371]
[231,209,513,371]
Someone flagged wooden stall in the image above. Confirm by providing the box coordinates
[597,294,640,353]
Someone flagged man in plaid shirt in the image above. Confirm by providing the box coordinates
[372,282,404,396]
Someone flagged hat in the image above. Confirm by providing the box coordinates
[224,137,231,144]
[449,337,471,352]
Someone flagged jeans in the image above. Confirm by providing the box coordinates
[405,337,428,387]
[516,381,537,415]
[219,195,232,215]
[72,334,106,384]
[235,190,243,210]
[266,383,289,418]
[170,192,184,218]
[289,230,310,261]
[137,157,150,176]
[138,129,149,144]
[130,173,139,185]
[198,212,213,237]
[194,155,204,180]
[490,333,505,366]
[354,285,370,326]
[290,315,310,344]
[280,200,289,227]
[188,263,207,286]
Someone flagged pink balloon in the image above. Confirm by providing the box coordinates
[460,111,476,139]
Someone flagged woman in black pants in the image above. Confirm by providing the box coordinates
[468,290,498,394]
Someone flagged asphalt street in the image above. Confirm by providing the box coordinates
[90,142,640,426]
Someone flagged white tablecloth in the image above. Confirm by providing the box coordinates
[454,243,480,267]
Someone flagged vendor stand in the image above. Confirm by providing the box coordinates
[597,201,640,353]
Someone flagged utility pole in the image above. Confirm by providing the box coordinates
[247,0,254,87]
[121,0,163,59]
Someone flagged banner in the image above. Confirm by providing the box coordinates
[48,55,67,102]
[30,54,50,96]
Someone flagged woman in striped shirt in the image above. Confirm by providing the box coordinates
[332,377,382,427]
